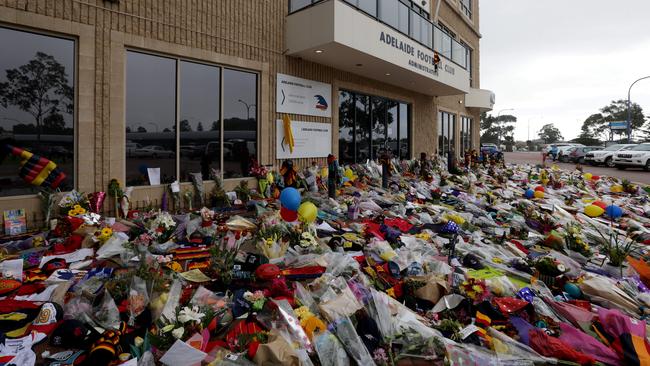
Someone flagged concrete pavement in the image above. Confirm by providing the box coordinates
[504,151,650,184]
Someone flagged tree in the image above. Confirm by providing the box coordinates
[196,122,204,132]
[125,126,132,133]
[162,128,171,132]
[210,121,219,131]
[137,126,147,133]
[42,113,65,134]
[480,112,516,145]
[179,119,192,132]
[538,123,563,143]
[580,100,646,140]
[0,52,73,142]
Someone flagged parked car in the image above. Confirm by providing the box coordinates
[126,142,141,157]
[567,146,603,164]
[480,143,503,161]
[133,145,174,158]
[613,143,650,170]
[556,144,584,162]
[585,144,636,167]
[180,144,203,158]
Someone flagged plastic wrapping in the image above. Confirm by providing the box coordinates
[330,316,376,366]
[313,331,351,366]
[128,276,150,326]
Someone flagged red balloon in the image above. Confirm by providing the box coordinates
[593,201,607,210]
[591,175,600,181]
[535,186,545,192]
[280,206,298,222]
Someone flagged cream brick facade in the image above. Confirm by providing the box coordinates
[0,0,486,227]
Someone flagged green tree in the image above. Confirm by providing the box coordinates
[137,126,147,133]
[538,123,563,143]
[580,100,645,140]
[42,113,66,134]
[179,119,192,132]
[480,112,516,145]
[0,52,73,142]
[197,122,204,132]
[210,121,219,131]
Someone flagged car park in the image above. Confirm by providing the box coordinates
[556,143,584,162]
[567,146,603,164]
[585,144,636,167]
[613,143,650,170]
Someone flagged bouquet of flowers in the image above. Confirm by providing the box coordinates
[150,305,217,352]
[147,211,177,243]
[564,222,591,257]
[59,190,90,216]
[459,278,490,304]
[243,290,267,312]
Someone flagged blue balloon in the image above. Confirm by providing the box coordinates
[564,283,582,299]
[605,205,623,219]
[525,189,534,199]
[280,187,301,211]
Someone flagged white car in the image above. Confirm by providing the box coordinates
[585,144,636,167]
[556,144,584,162]
[133,145,174,158]
[613,143,650,170]
[543,143,581,159]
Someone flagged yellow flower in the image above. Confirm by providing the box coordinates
[101,227,113,237]
[386,287,396,298]
[472,285,483,293]
[73,204,82,210]
[68,209,76,216]
[77,207,86,214]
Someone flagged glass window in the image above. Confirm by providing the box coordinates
[223,69,257,179]
[0,27,75,196]
[358,0,377,16]
[355,94,371,162]
[339,90,409,162]
[290,0,312,12]
[371,97,387,159]
[338,91,355,164]
[398,103,409,159]
[452,39,465,67]
[126,51,176,186]
[441,32,452,59]
[379,0,398,29]
[438,111,456,156]
[422,20,432,48]
[409,10,421,44]
[460,116,473,153]
[387,101,398,157]
[461,0,472,18]
[179,61,220,182]
[397,1,410,34]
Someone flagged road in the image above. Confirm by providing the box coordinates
[504,151,650,184]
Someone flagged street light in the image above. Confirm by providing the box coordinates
[238,99,256,120]
[627,76,650,143]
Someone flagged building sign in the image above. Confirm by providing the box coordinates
[276,74,332,117]
[276,120,331,159]
[379,32,449,78]
[609,121,628,130]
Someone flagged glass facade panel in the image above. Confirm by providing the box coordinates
[179,61,220,182]
[460,116,473,153]
[358,0,377,16]
[0,27,75,196]
[339,90,410,162]
[378,0,398,29]
[438,111,456,157]
[452,39,465,67]
[223,69,257,179]
[290,0,312,12]
[126,51,176,185]
[397,1,410,34]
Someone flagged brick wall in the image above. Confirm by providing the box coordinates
[0,0,484,228]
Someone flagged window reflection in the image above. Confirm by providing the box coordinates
[223,69,257,179]
[438,111,456,157]
[179,61,220,182]
[126,51,176,185]
[0,27,75,196]
[338,90,409,163]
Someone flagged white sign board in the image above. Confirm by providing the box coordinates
[276,74,332,117]
[276,120,331,159]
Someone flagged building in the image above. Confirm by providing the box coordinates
[0,0,493,226]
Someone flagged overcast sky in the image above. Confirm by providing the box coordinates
[481,0,650,142]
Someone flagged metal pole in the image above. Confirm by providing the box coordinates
[627,76,650,143]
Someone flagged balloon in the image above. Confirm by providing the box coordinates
[279,187,301,211]
[534,190,544,199]
[297,201,318,223]
[611,185,624,193]
[584,204,604,217]
[591,175,600,181]
[280,206,298,222]
[344,168,356,181]
[534,186,545,192]
[592,201,607,210]
[605,205,623,219]
[525,189,535,199]
[583,173,593,180]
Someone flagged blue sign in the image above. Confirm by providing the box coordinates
[609,121,628,130]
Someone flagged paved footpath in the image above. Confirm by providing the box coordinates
[504,151,650,185]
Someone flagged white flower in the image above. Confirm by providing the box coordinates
[178,306,205,324]
[243,291,254,302]
[171,327,184,339]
